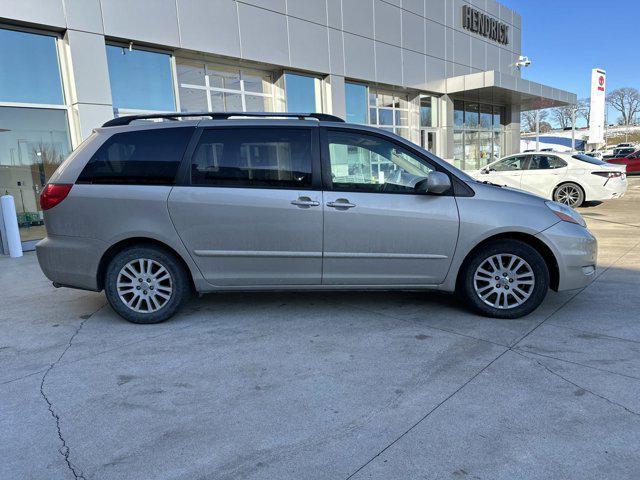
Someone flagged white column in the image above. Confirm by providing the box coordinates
[327,75,346,119]
[1,195,23,258]
[63,30,114,145]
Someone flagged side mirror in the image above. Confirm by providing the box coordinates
[416,172,451,194]
[480,168,489,174]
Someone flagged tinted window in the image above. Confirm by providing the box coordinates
[490,156,527,171]
[78,128,193,185]
[328,130,435,194]
[527,155,567,170]
[191,128,313,188]
[572,154,607,166]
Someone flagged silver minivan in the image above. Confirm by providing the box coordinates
[36,113,597,324]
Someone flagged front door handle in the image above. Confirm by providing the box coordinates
[326,199,356,209]
[291,197,320,208]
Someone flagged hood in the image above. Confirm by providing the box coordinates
[471,179,548,205]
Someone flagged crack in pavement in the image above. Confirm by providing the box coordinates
[39,311,97,480]
[512,349,640,417]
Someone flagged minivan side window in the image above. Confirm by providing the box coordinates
[327,130,434,193]
[77,127,194,185]
[527,155,567,170]
[191,128,313,188]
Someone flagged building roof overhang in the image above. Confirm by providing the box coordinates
[427,70,577,110]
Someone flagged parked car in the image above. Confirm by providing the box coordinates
[37,113,597,324]
[584,149,604,160]
[604,147,636,160]
[606,150,640,175]
[470,151,627,207]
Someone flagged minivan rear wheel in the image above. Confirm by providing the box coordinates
[104,245,190,324]
[460,240,549,319]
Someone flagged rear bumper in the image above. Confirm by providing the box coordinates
[585,178,627,201]
[36,235,108,291]
[536,221,597,291]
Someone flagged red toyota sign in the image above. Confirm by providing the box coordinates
[598,76,605,91]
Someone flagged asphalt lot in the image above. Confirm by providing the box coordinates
[2,178,640,480]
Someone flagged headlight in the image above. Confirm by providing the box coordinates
[545,201,586,227]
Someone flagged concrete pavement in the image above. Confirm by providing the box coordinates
[1,179,639,480]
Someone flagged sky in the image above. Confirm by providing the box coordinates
[501,0,640,124]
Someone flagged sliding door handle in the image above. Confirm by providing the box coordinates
[327,199,356,209]
[291,198,320,207]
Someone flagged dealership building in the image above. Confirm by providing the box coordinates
[0,0,576,249]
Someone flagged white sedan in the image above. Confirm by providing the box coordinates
[470,151,627,207]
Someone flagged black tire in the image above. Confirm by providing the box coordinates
[553,182,585,208]
[459,240,549,319]
[104,245,191,324]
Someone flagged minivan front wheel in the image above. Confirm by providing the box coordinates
[460,240,549,319]
[104,245,190,324]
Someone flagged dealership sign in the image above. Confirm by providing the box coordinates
[589,68,606,146]
[462,5,509,45]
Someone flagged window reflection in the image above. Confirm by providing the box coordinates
[0,108,71,241]
[368,90,410,139]
[0,28,64,105]
[285,73,320,113]
[177,61,274,113]
[106,45,175,113]
[453,100,504,170]
[345,82,368,124]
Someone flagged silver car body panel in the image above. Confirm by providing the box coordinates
[37,119,598,296]
[322,191,459,285]
[168,186,323,286]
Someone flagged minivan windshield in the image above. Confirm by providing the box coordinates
[572,154,607,166]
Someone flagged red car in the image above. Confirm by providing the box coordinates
[607,150,640,174]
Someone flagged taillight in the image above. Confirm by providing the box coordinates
[40,184,73,210]
[592,171,623,178]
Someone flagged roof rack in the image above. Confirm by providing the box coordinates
[102,111,345,127]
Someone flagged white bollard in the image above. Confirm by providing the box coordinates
[0,195,23,258]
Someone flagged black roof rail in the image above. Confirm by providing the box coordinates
[102,111,345,127]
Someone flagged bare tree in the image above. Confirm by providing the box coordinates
[539,121,552,133]
[521,109,549,132]
[551,105,574,129]
[606,87,640,125]
[577,98,590,125]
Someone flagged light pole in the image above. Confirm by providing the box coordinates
[535,110,540,151]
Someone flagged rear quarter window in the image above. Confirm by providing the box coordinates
[77,127,194,185]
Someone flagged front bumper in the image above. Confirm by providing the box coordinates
[536,221,597,291]
[36,235,108,291]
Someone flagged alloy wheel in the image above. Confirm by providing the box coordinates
[116,258,173,313]
[473,254,535,309]
[555,184,581,207]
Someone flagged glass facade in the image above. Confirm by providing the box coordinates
[453,100,504,170]
[369,90,410,139]
[419,96,437,128]
[0,28,64,105]
[0,108,71,241]
[0,27,71,243]
[106,45,175,114]
[345,82,368,124]
[177,61,274,113]
[285,73,321,113]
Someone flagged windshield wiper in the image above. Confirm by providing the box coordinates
[479,180,503,187]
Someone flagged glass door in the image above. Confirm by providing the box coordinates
[420,129,436,154]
